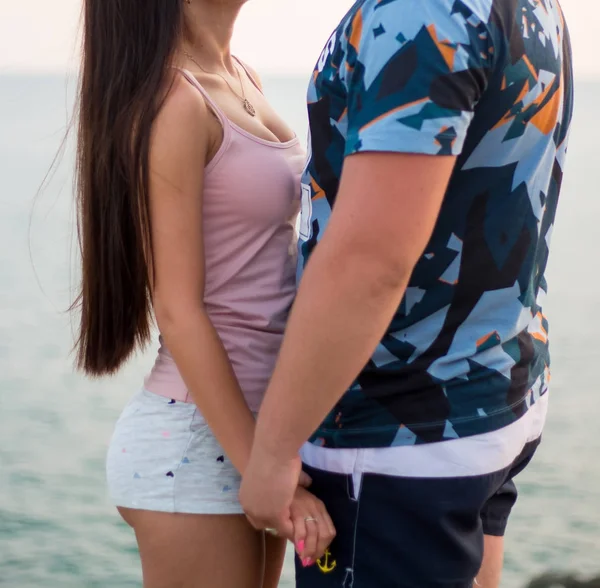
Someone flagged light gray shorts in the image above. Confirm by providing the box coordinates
[106,389,245,515]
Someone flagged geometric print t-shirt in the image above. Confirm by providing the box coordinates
[298,0,574,448]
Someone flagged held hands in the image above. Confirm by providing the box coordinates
[289,486,336,566]
[239,448,336,565]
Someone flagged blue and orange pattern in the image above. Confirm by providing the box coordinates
[299,0,574,448]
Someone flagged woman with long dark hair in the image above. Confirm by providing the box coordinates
[73,1,335,586]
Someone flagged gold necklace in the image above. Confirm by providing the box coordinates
[182,50,256,117]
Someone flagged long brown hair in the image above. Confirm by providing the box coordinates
[73,0,184,376]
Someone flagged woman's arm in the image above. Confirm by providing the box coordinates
[148,74,255,475]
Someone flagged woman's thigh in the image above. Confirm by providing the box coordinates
[263,534,287,588]
[120,508,264,588]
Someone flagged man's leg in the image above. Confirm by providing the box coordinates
[476,535,504,588]
[477,439,542,588]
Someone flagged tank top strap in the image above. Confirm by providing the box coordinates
[233,56,264,95]
[176,68,230,129]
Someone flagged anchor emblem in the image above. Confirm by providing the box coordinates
[317,548,337,574]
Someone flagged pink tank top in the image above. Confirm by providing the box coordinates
[144,68,305,412]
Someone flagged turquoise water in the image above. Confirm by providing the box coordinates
[0,74,598,587]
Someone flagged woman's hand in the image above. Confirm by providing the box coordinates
[298,471,313,488]
[290,487,336,567]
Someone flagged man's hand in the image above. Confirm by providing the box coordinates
[239,444,303,539]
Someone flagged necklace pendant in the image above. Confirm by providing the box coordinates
[243,99,256,117]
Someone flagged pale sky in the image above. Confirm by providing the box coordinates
[0,0,598,79]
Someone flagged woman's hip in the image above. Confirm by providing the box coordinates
[106,389,244,515]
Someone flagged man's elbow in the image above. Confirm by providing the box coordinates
[369,255,415,294]
[332,241,416,296]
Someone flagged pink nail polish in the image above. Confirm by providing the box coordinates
[297,540,305,553]
[303,558,313,567]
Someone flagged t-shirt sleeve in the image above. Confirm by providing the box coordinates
[344,0,495,158]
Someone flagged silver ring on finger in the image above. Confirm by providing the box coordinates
[264,528,279,536]
[304,517,319,523]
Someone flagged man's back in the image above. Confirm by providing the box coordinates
[299,0,574,448]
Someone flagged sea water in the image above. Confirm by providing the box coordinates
[0,74,598,587]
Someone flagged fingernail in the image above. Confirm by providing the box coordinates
[302,558,313,567]
[297,540,305,553]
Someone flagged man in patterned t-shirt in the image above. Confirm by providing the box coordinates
[241,1,574,586]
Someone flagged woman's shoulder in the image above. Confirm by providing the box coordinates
[159,72,211,131]
[153,73,211,155]
[150,73,212,177]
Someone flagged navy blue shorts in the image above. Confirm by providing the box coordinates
[295,439,540,588]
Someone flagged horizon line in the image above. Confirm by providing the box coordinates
[1,66,599,83]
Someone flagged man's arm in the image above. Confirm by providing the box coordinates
[254,151,455,460]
